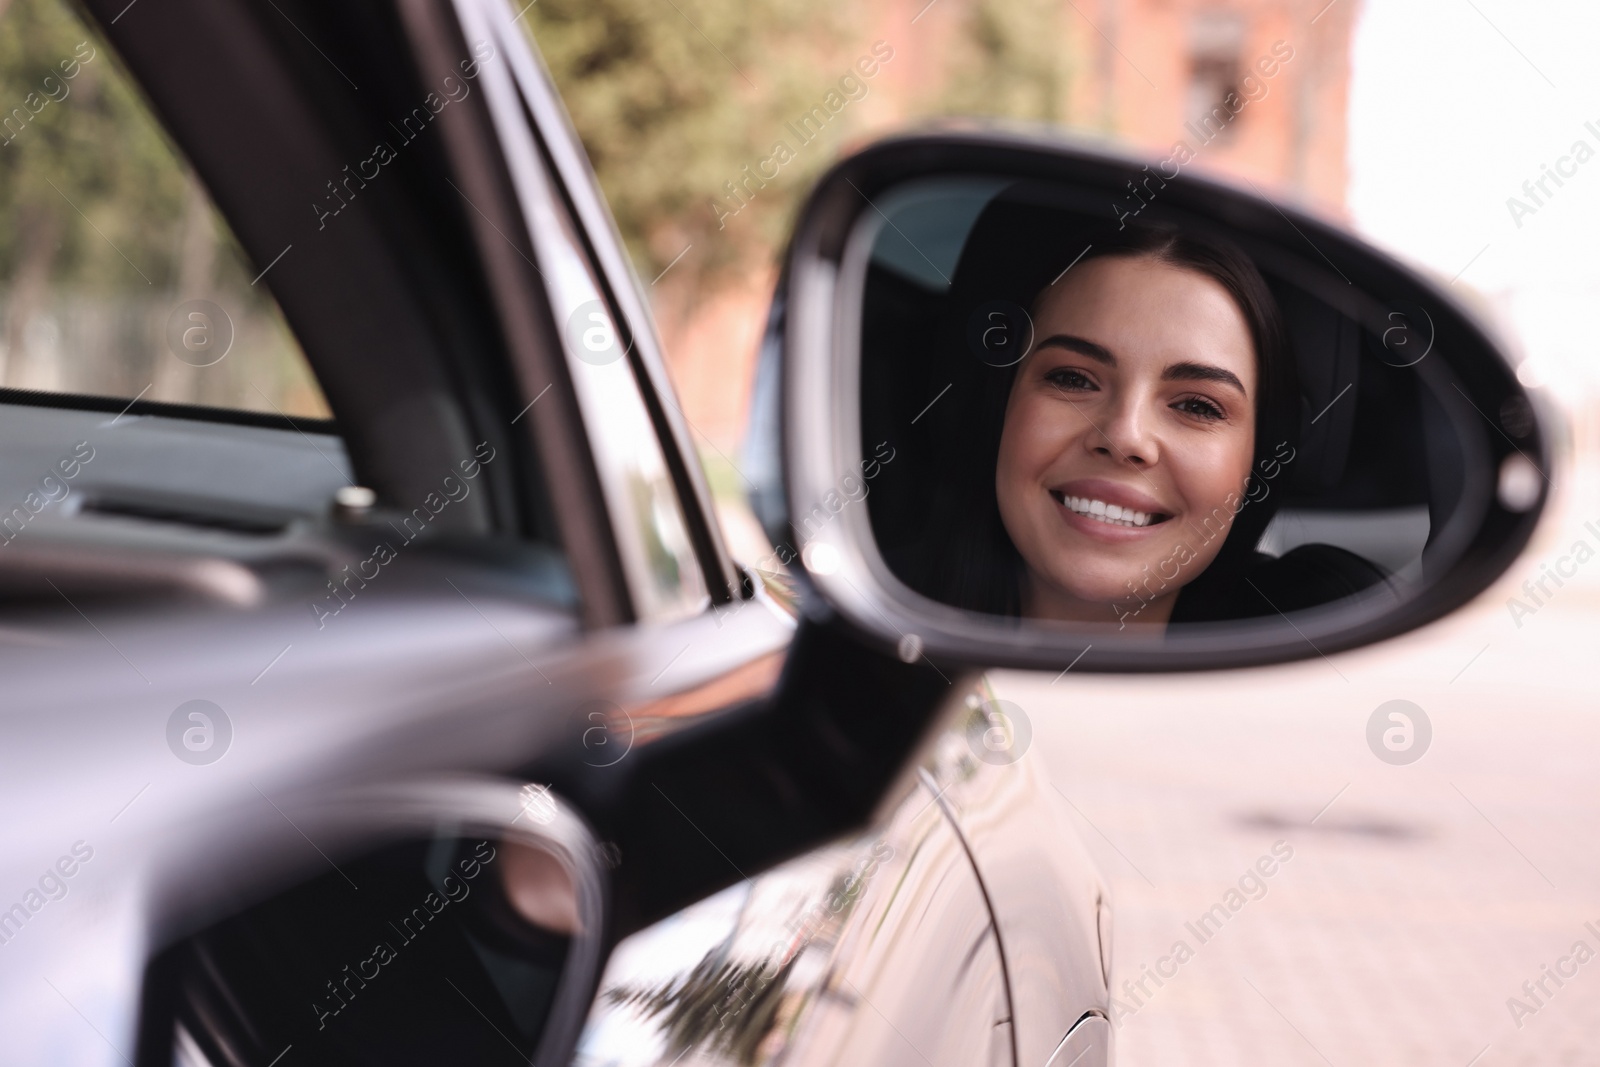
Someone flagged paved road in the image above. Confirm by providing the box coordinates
[994,464,1600,1067]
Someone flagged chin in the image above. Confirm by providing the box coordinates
[1085,585,1145,610]
[1044,570,1147,610]
[1056,552,1155,592]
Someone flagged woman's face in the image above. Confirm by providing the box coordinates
[995,254,1258,625]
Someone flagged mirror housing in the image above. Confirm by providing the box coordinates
[135,777,608,1067]
[763,129,1555,672]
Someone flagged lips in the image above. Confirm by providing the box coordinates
[1048,478,1173,534]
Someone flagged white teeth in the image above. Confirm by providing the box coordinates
[1059,494,1157,528]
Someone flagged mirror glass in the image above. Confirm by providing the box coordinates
[852,177,1534,637]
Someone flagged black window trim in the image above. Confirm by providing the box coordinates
[479,0,743,608]
[0,385,339,435]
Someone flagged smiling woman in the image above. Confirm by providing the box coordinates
[864,182,1407,632]
[994,226,1287,628]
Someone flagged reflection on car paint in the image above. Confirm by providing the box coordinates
[575,730,1010,1066]
[577,832,916,1064]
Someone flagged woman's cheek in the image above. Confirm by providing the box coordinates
[1175,435,1254,520]
[1009,395,1067,478]
[994,423,1034,521]
[1037,394,1096,456]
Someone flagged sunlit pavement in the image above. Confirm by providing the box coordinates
[993,450,1600,1067]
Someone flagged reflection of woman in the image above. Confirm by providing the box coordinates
[995,225,1294,627]
[907,200,1387,627]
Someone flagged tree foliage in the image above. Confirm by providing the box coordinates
[522,0,1075,289]
[522,0,860,283]
[933,0,1072,124]
[0,0,187,292]
[0,0,321,412]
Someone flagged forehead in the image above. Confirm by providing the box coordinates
[1031,255,1257,381]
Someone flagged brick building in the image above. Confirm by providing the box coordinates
[1063,0,1359,216]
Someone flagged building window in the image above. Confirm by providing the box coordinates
[1185,13,1246,144]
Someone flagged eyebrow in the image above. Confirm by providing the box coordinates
[1034,334,1113,364]
[1033,334,1248,397]
[1162,360,1248,397]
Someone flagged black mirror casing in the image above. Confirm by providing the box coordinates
[766,129,1555,673]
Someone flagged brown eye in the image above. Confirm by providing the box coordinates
[1044,368,1095,391]
[1175,396,1225,420]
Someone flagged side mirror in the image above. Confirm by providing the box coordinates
[136,778,608,1067]
[763,131,1554,671]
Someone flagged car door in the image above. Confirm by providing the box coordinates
[0,1,1010,1064]
[0,0,791,1062]
[574,731,1015,1067]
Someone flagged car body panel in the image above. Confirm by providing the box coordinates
[576,769,1011,1067]
[926,688,1113,1065]
[0,548,794,1064]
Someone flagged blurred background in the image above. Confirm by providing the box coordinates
[0,0,325,416]
[5,0,1594,467]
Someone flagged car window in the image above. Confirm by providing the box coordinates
[0,0,329,421]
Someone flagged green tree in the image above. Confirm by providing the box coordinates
[520,0,860,284]
[0,0,322,413]
[522,0,1075,291]
[931,0,1072,124]
[0,0,186,297]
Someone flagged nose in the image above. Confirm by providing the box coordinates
[1086,392,1159,466]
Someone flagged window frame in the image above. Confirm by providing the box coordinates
[472,0,743,611]
[442,0,727,622]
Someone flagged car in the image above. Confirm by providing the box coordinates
[0,0,1547,1065]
